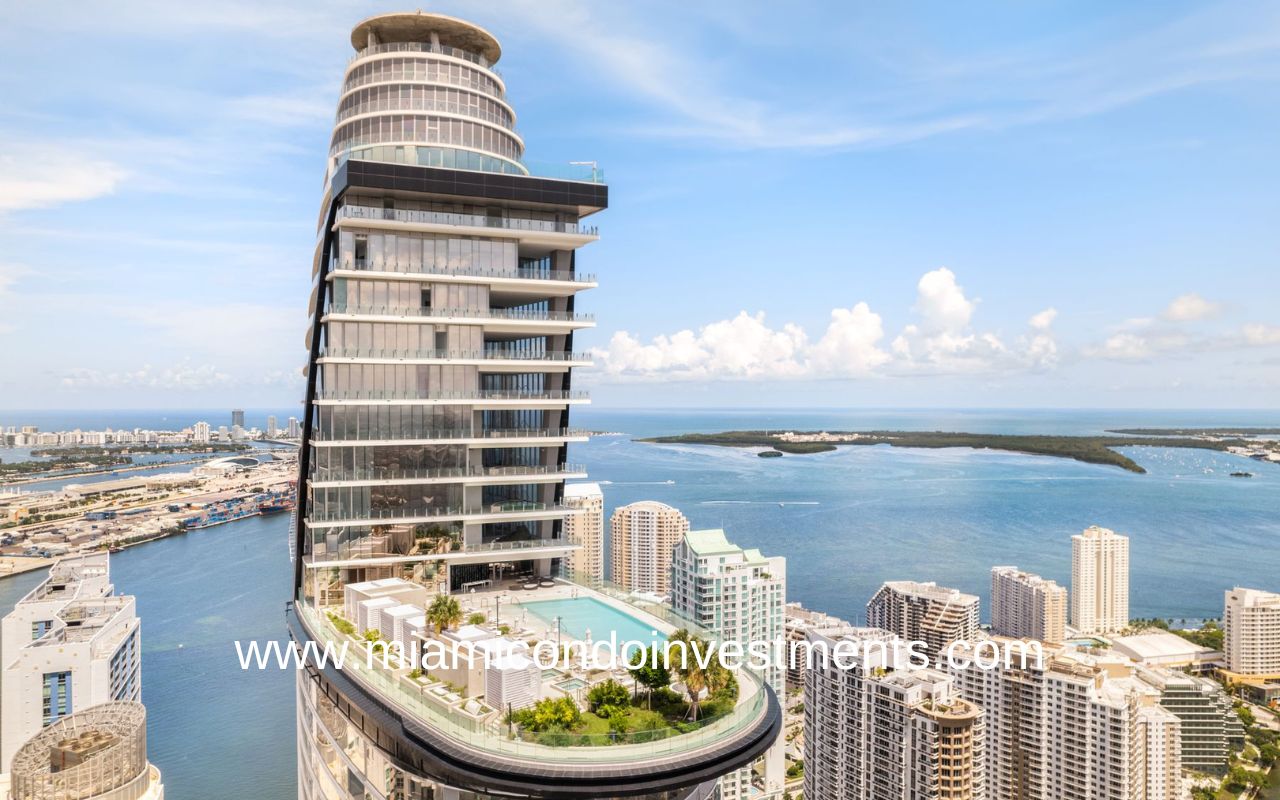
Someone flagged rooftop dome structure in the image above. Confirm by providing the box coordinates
[9,702,163,800]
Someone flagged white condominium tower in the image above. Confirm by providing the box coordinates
[670,529,786,799]
[1071,525,1130,634]
[610,500,689,594]
[288,12,780,800]
[946,639,1181,800]
[866,580,980,662]
[990,566,1066,644]
[561,482,604,583]
[804,627,985,800]
[1223,587,1280,676]
[0,555,142,769]
[783,601,847,689]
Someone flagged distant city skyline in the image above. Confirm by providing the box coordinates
[2,0,1278,409]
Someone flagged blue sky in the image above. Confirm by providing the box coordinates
[0,0,1277,409]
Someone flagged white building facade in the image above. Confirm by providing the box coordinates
[0,555,142,769]
[990,566,1067,644]
[1071,525,1130,635]
[1224,586,1280,676]
[561,482,603,583]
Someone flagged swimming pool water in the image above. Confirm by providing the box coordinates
[517,597,665,645]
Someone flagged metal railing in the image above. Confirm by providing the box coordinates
[335,257,595,283]
[325,303,595,323]
[336,204,598,236]
[310,463,585,482]
[314,389,588,402]
[319,348,592,362]
[309,427,590,443]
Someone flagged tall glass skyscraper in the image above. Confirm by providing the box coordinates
[289,12,778,800]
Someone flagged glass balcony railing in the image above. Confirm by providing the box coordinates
[349,41,501,74]
[292,600,770,761]
[336,204,599,236]
[314,389,588,402]
[309,427,590,443]
[336,98,515,129]
[309,463,586,482]
[307,502,573,524]
[324,303,595,323]
[335,256,596,283]
[319,348,593,362]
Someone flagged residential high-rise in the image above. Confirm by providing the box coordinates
[561,482,604,583]
[866,580,980,663]
[7,702,164,800]
[231,408,245,428]
[0,555,142,768]
[1136,666,1243,774]
[1223,587,1280,676]
[1071,525,1129,634]
[191,421,211,444]
[805,627,985,800]
[286,416,300,438]
[670,529,787,799]
[946,639,1181,800]
[990,566,1066,644]
[610,500,689,594]
[287,13,778,800]
[266,415,279,438]
[783,601,846,689]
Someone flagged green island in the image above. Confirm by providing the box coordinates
[638,430,1260,473]
[1106,427,1280,437]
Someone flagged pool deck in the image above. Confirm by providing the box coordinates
[455,580,679,644]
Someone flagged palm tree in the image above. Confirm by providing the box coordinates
[427,594,462,634]
[669,629,715,722]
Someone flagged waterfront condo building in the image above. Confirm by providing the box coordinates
[670,530,787,798]
[1071,525,1130,635]
[866,580,980,663]
[989,566,1066,644]
[804,627,985,800]
[0,555,142,769]
[1223,587,1280,676]
[946,639,1181,800]
[610,500,689,595]
[6,702,164,800]
[288,13,780,800]
[561,482,603,583]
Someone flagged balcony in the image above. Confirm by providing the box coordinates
[335,204,599,239]
[317,347,593,369]
[304,501,574,529]
[308,426,590,445]
[312,389,588,408]
[348,41,501,73]
[336,98,514,130]
[323,303,594,328]
[334,257,596,284]
[309,463,587,487]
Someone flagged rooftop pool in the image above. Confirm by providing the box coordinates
[517,596,666,645]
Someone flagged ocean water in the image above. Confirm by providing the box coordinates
[0,407,1277,799]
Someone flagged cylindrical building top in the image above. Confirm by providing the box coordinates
[350,11,502,64]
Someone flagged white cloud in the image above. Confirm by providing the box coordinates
[1241,324,1280,346]
[1162,292,1222,321]
[0,146,126,213]
[595,269,1050,381]
[808,303,892,375]
[1029,307,1058,330]
[596,311,808,380]
[60,362,233,391]
[1090,333,1153,361]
